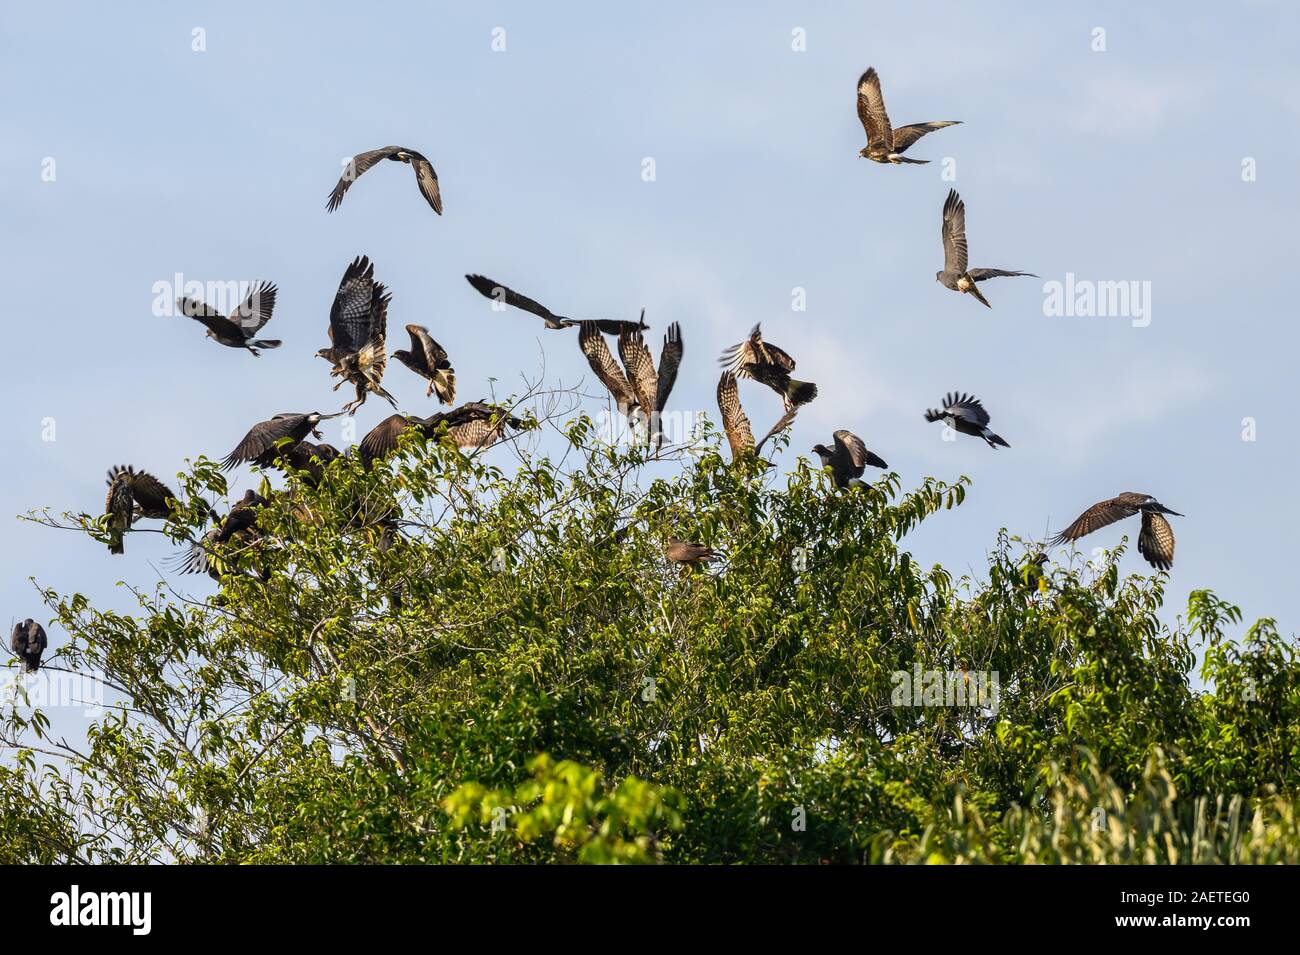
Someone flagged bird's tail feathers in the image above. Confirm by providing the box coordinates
[892,155,929,165]
[967,282,992,308]
[250,339,281,350]
[786,379,818,407]
[984,430,1010,449]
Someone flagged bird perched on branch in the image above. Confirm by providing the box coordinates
[720,324,816,411]
[326,146,442,215]
[392,324,455,404]
[360,402,524,462]
[856,67,960,165]
[924,393,1010,448]
[103,465,179,554]
[177,281,280,356]
[465,274,648,335]
[717,371,799,463]
[812,431,888,489]
[317,255,398,414]
[664,539,719,566]
[172,490,268,579]
[10,619,47,673]
[1050,493,1182,571]
[220,412,341,471]
[937,189,1036,308]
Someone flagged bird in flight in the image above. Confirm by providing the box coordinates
[176,281,280,356]
[317,255,398,414]
[1050,492,1182,571]
[579,319,684,445]
[103,466,178,555]
[924,393,1010,448]
[360,402,524,462]
[220,412,342,471]
[326,146,442,215]
[812,431,888,489]
[393,324,456,405]
[856,67,960,165]
[717,371,799,463]
[10,619,47,673]
[719,324,817,411]
[937,189,1036,308]
[652,322,684,448]
[465,274,649,335]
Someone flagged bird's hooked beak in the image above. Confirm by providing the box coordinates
[1158,504,1183,516]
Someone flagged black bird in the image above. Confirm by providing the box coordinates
[924,393,1010,448]
[360,402,524,462]
[937,189,1036,308]
[1050,492,1182,571]
[221,413,341,471]
[316,255,398,414]
[326,146,442,215]
[10,619,47,673]
[465,274,648,335]
[392,324,455,404]
[811,430,888,489]
[172,490,268,579]
[103,466,178,555]
[720,324,817,410]
[177,282,280,356]
[856,67,960,165]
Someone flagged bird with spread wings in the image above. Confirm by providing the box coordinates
[220,412,341,471]
[360,402,525,463]
[465,274,649,335]
[936,189,1036,308]
[719,324,817,411]
[392,324,455,404]
[316,255,398,414]
[856,67,960,165]
[811,431,888,489]
[1050,492,1182,571]
[326,146,442,215]
[103,465,179,555]
[924,392,1010,448]
[717,371,798,464]
[176,281,280,356]
[579,318,683,446]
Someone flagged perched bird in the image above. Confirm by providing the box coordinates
[924,393,1010,448]
[664,539,719,566]
[103,466,178,555]
[465,274,648,335]
[1050,493,1183,571]
[172,490,268,579]
[937,189,1036,308]
[811,430,888,489]
[272,440,341,487]
[719,324,817,410]
[392,324,455,404]
[177,281,280,356]
[326,146,442,215]
[316,255,398,414]
[717,371,799,463]
[360,402,524,462]
[221,412,340,471]
[856,67,960,164]
[10,619,47,673]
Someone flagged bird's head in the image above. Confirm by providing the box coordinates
[314,348,332,362]
[810,444,831,463]
[391,348,411,366]
[858,147,870,159]
[934,271,944,283]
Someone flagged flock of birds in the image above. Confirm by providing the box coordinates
[9,68,1183,673]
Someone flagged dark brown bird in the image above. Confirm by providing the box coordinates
[10,619,47,673]
[580,321,638,415]
[220,412,341,471]
[664,538,719,565]
[326,146,442,215]
[272,440,341,487]
[465,274,648,335]
[1050,493,1182,571]
[924,392,1010,448]
[316,255,398,414]
[392,324,455,404]
[937,189,1035,308]
[719,324,817,411]
[176,281,280,355]
[856,67,960,165]
[811,430,888,489]
[652,322,684,447]
[103,466,178,555]
[360,402,524,462]
[172,490,268,579]
[717,371,799,463]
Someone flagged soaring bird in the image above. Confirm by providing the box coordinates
[177,281,280,356]
[856,67,960,165]
[10,619,47,673]
[664,539,719,566]
[360,402,524,462]
[172,490,268,579]
[717,371,799,463]
[465,274,648,335]
[392,324,455,404]
[924,393,1010,448]
[937,189,1036,308]
[316,255,398,414]
[221,412,341,471]
[812,431,888,489]
[326,146,442,215]
[1050,493,1183,571]
[719,324,817,410]
[103,466,178,555]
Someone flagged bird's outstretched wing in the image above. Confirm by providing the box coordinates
[1138,512,1175,571]
[717,371,754,460]
[755,406,798,455]
[1051,497,1142,545]
[329,256,380,354]
[326,146,399,212]
[655,322,683,413]
[407,151,443,214]
[968,268,1036,282]
[856,68,893,149]
[942,189,969,275]
[943,392,991,427]
[229,281,278,334]
[126,469,177,517]
[832,430,870,475]
[618,326,659,418]
[580,322,637,409]
[891,121,960,153]
[222,415,309,470]
[720,324,796,379]
[177,298,241,339]
[464,274,572,326]
[360,414,416,462]
[405,324,448,368]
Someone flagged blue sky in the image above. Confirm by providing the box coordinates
[3,0,1298,706]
